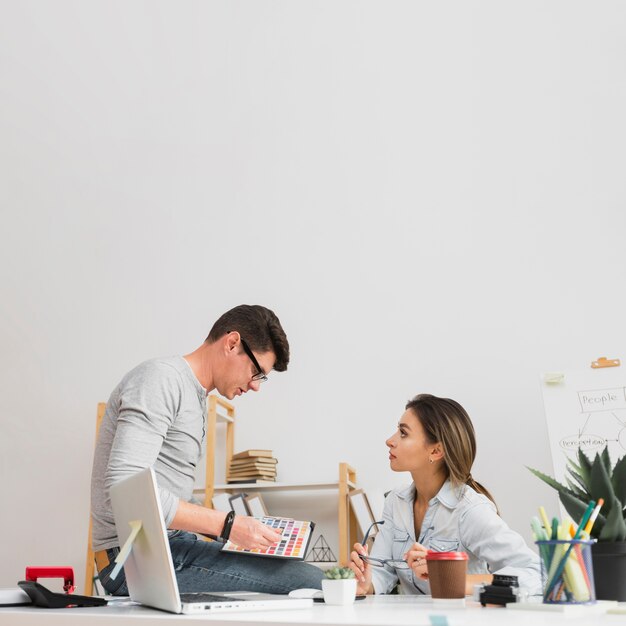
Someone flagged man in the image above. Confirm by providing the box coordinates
[91,304,323,595]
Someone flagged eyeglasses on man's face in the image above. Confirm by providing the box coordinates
[240,338,268,383]
[357,519,410,570]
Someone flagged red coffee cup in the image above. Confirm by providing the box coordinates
[426,551,468,600]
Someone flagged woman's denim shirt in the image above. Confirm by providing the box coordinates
[370,480,542,595]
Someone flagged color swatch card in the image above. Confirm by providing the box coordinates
[221,517,315,560]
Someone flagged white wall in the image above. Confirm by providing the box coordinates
[1,1,625,590]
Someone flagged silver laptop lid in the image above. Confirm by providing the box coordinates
[109,467,182,613]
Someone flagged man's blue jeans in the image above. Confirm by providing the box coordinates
[98,531,324,596]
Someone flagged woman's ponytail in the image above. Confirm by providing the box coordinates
[406,394,499,513]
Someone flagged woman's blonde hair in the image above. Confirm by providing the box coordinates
[405,393,497,507]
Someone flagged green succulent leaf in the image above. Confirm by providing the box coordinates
[576,449,593,490]
[599,495,626,541]
[565,476,588,500]
[526,466,577,499]
[611,454,626,508]
[324,567,355,580]
[566,462,591,496]
[590,451,617,505]
[558,490,593,526]
[530,447,626,542]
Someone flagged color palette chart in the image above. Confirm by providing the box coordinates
[222,517,315,560]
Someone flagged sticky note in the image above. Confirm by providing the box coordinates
[544,372,565,384]
[110,520,143,580]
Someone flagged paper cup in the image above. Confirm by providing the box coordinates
[426,550,468,601]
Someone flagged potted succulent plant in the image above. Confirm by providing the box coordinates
[528,446,626,600]
[321,567,357,605]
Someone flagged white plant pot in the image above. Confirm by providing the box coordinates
[321,578,357,606]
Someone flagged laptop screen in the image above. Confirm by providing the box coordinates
[109,467,183,613]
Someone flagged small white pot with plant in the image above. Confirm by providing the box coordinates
[321,567,357,605]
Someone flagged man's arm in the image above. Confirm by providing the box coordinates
[104,366,183,526]
[171,501,282,549]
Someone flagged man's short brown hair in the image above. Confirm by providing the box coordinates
[206,304,290,371]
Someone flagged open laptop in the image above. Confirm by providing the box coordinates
[109,467,313,614]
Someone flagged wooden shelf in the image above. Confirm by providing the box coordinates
[195,480,357,494]
[202,395,358,565]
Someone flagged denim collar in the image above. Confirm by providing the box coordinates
[396,479,464,509]
[433,480,465,509]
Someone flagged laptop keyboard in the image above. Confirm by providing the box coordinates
[180,593,249,603]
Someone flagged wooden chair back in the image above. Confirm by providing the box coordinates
[84,402,106,595]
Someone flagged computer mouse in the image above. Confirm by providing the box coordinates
[288,588,323,599]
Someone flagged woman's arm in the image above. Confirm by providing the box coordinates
[459,501,542,595]
[363,495,402,594]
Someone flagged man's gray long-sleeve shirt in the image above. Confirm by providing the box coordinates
[91,357,208,551]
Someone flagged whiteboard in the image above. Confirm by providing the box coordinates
[541,365,626,483]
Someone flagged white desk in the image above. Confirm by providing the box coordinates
[1,596,624,626]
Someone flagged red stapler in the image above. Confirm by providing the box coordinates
[18,566,107,608]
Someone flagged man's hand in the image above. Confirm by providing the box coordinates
[228,516,283,550]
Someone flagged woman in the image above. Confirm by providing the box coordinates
[350,394,541,596]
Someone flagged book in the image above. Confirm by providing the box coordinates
[228,466,277,473]
[231,455,277,463]
[228,465,277,474]
[230,463,276,472]
[226,478,276,484]
[230,457,278,467]
[227,473,277,480]
[221,517,315,560]
[232,449,273,460]
[227,471,276,478]
[228,467,277,476]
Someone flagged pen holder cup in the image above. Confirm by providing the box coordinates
[535,539,596,605]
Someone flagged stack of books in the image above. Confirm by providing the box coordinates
[227,449,278,484]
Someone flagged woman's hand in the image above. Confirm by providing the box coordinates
[228,516,283,551]
[404,542,429,580]
[349,542,374,595]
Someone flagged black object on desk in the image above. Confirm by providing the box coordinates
[478,574,520,606]
[17,581,108,609]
